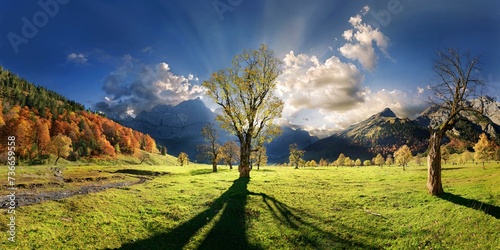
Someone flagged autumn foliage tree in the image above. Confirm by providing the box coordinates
[373,153,385,167]
[221,141,239,169]
[177,152,189,166]
[48,134,72,165]
[394,145,412,170]
[473,133,495,169]
[202,44,284,178]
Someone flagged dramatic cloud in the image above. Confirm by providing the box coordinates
[339,14,390,71]
[276,47,427,137]
[277,51,365,117]
[95,57,205,117]
[66,53,88,64]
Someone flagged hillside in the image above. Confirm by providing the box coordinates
[0,67,84,117]
[0,67,158,163]
[304,108,429,162]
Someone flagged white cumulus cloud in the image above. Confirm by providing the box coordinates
[339,13,390,71]
[277,51,365,116]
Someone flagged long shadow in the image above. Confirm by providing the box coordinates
[247,191,382,249]
[118,179,382,249]
[438,192,500,219]
[118,178,256,250]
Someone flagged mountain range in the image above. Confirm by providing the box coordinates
[115,96,500,163]
[114,98,318,161]
[304,96,500,162]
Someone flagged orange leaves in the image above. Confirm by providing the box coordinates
[0,101,158,160]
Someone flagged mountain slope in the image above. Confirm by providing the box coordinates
[415,96,500,146]
[305,108,429,161]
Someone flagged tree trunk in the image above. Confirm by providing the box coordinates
[239,138,251,178]
[228,162,233,169]
[212,162,218,172]
[427,130,444,195]
[54,156,60,165]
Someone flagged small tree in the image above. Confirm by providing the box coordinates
[414,153,423,166]
[221,141,240,169]
[139,152,150,164]
[363,160,371,166]
[48,134,72,165]
[289,143,304,169]
[344,156,352,167]
[394,145,412,170]
[441,145,450,164]
[319,158,328,166]
[308,160,318,167]
[355,158,362,167]
[335,153,346,167]
[473,133,495,169]
[197,123,222,172]
[252,146,268,170]
[177,152,189,166]
[374,153,385,167]
[461,150,472,163]
[385,154,393,166]
[160,146,167,156]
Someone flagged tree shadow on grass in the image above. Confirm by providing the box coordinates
[247,191,383,249]
[118,178,256,250]
[118,178,383,249]
[438,192,500,219]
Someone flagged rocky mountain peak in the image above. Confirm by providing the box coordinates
[377,108,397,118]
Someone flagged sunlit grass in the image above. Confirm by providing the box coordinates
[1,162,499,249]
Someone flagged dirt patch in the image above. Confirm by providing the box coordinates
[0,177,147,208]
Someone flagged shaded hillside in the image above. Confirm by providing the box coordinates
[116,98,318,161]
[117,98,227,158]
[266,126,318,160]
[303,135,372,162]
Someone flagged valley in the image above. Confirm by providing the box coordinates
[0,162,498,249]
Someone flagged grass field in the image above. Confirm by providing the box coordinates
[1,161,499,249]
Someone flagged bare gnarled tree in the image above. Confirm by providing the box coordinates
[427,48,485,195]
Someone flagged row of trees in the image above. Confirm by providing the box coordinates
[0,101,157,164]
[286,132,497,170]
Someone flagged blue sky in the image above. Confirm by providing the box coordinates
[0,0,499,136]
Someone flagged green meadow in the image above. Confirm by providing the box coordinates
[1,160,499,249]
